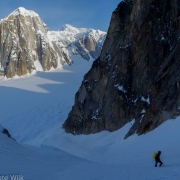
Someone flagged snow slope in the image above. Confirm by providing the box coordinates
[0,125,121,180]
[0,57,180,179]
[0,116,180,179]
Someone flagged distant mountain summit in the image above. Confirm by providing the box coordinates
[7,7,39,17]
[50,24,106,61]
[0,7,106,78]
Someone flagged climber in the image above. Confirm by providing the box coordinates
[155,151,163,167]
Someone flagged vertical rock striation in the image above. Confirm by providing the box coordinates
[0,7,58,78]
[63,0,180,138]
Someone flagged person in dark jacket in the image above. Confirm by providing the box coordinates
[155,151,163,167]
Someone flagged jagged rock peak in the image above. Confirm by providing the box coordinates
[7,7,39,18]
[63,0,180,138]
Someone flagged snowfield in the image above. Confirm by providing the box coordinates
[0,58,180,179]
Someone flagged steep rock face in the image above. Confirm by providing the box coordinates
[0,8,106,78]
[0,7,59,78]
[63,0,180,138]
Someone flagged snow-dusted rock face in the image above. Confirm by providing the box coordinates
[50,24,106,62]
[63,0,180,138]
[0,7,106,78]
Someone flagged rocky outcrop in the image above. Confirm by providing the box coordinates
[0,8,106,78]
[79,34,102,59]
[63,0,180,138]
[2,127,15,141]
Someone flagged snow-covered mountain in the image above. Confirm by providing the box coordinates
[0,7,106,78]
[50,24,105,61]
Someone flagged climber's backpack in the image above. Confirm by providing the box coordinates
[152,152,157,159]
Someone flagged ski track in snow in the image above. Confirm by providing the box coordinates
[0,59,180,179]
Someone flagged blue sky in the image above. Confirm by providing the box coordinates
[0,0,121,32]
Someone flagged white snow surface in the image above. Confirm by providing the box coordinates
[0,57,180,179]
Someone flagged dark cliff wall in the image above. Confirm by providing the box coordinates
[63,0,180,138]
